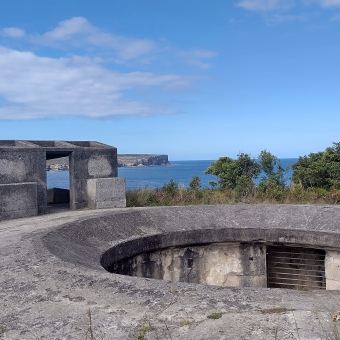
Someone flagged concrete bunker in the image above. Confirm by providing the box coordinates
[95,207,340,292]
[6,204,340,340]
[0,140,126,220]
[40,205,340,292]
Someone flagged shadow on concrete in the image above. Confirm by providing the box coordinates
[46,203,70,214]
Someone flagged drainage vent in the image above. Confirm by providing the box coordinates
[267,246,326,290]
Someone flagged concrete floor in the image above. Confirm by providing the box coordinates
[1,205,340,339]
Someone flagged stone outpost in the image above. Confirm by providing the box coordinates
[0,140,126,220]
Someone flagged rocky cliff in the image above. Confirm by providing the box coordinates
[117,154,170,167]
[46,154,170,170]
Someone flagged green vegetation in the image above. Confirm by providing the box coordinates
[207,312,223,319]
[135,323,154,340]
[260,307,294,314]
[292,142,340,190]
[204,153,261,193]
[126,143,340,207]
[0,325,8,335]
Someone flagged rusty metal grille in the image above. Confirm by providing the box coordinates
[267,246,326,290]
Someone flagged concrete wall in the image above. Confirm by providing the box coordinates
[0,183,38,219]
[0,150,46,214]
[69,148,119,210]
[325,250,340,290]
[111,242,267,288]
[109,240,340,290]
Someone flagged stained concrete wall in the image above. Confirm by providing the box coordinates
[0,183,38,219]
[109,240,340,290]
[325,251,340,290]
[111,242,267,288]
[0,149,46,214]
[69,147,119,210]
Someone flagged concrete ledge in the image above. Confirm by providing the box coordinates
[0,182,37,219]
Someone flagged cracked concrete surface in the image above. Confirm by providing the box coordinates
[1,204,340,339]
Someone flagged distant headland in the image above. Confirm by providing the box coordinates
[118,154,170,167]
[46,154,170,171]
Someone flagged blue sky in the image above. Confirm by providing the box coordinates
[0,0,339,160]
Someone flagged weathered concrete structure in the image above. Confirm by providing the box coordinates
[0,140,126,219]
[1,205,340,339]
[110,242,268,288]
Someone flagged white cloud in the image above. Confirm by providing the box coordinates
[237,0,340,12]
[310,0,340,7]
[0,46,194,120]
[1,27,25,38]
[30,17,158,61]
[331,12,340,18]
[0,17,217,120]
[179,49,218,69]
[265,13,308,22]
[187,59,212,69]
[23,17,216,67]
[236,0,296,11]
[38,17,92,40]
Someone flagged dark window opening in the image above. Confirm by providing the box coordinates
[187,258,194,268]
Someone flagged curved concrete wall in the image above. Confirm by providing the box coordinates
[42,205,340,290]
[110,242,268,288]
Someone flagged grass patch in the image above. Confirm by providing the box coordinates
[0,325,8,335]
[207,312,222,320]
[260,307,294,314]
[126,182,340,208]
[135,323,154,340]
[179,319,193,327]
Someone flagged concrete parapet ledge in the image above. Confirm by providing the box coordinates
[1,204,340,339]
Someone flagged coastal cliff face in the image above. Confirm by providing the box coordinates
[46,154,170,170]
[117,154,169,167]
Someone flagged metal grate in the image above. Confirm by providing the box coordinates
[267,246,326,290]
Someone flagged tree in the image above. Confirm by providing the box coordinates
[257,150,288,201]
[258,150,285,185]
[292,142,340,190]
[189,176,202,191]
[162,179,178,197]
[204,153,261,195]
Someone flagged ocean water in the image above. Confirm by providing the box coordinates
[47,158,298,190]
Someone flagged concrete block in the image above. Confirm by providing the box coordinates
[0,183,38,219]
[47,188,70,204]
[87,178,126,209]
[326,279,340,290]
[325,250,340,281]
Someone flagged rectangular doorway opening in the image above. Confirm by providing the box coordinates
[267,246,326,290]
[46,153,71,212]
